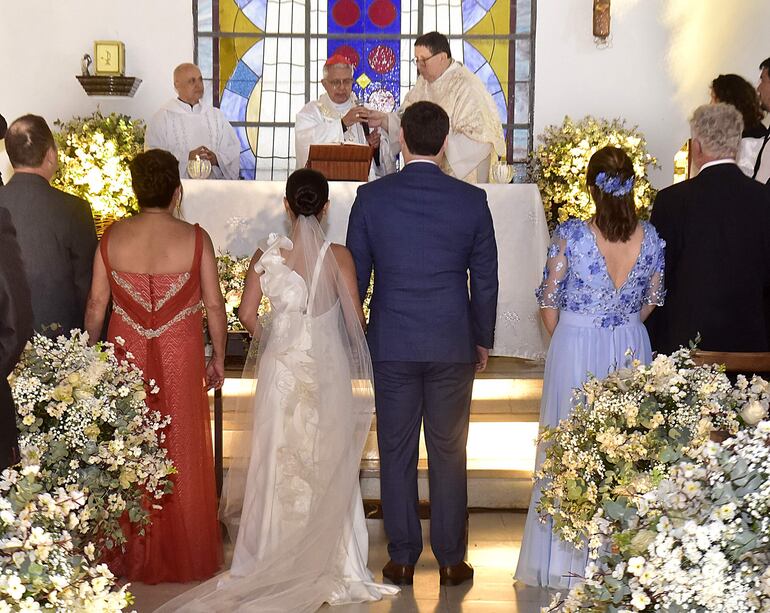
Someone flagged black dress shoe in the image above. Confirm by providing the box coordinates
[382,560,415,585]
[439,561,474,586]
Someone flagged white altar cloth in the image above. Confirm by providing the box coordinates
[180,180,550,359]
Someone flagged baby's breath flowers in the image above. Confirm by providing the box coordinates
[12,331,175,554]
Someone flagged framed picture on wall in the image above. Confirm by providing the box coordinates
[94,40,125,76]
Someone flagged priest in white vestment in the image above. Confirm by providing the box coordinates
[295,56,396,179]
[370,32,505,183]
[145,63,240,180]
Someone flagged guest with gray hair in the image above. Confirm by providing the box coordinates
[645,103,770,356]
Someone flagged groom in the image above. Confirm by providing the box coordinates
[346,101,498,586]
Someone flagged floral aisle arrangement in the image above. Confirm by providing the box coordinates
[551,419,770,612]
[0,465,132,611]
[536,348,769,548]
[216,251,254,332]
[10,331,175,554]
[52,110,145,227]
[530,116,658,226]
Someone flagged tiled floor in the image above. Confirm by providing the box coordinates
[129,511,554,612]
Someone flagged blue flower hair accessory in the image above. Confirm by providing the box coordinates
[594,172,635,198]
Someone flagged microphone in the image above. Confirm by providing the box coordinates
[355,97,380,167]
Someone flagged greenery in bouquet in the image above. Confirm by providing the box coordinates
[217,251,253,331]
[0,464,132,611]
[52,110,145,220]
[10,331,175,554]
[536,347,765,549]
[550,417,770,612]
[530,116,658,227]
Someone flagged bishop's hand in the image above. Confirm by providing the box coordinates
[342,105,368,128]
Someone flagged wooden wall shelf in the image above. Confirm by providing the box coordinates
[76,75,141,97]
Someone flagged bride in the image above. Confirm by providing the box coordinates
[157,169,398,612]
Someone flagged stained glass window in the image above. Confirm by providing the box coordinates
[195,0,536,180]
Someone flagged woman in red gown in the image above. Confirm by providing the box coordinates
[85,149,226,583]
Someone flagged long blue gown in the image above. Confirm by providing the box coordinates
[514,219,665,590]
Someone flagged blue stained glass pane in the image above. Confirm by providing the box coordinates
[463,42,506,122]
[242,40,265,79]
[516,0,532,34]
[221,88,249,123]
[241,0,268,30]
[515,40,530,81]
[234,125,251,152]
[462,0,495,33]
[197,0,213,32]
[198,37,213,79]
[227,60,259,99]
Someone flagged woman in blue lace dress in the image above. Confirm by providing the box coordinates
[515,147,666,590]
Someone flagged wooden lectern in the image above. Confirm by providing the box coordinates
[306,143,373,182]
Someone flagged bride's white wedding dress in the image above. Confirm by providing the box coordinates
[156,216,398,612]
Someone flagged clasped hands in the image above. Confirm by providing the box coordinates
[189,146,219,167]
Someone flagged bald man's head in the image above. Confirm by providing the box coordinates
[6,114,56,170]
[174,63,204,106]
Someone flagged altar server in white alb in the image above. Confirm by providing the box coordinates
[369,32,505,183]
[294,56,396,179]
[146,63,241,180]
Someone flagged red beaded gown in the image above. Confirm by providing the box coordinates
[101,223,222,583]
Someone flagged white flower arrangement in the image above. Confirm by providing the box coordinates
[530,116,658,227]
[10,331,175,554]
[537,347,767,549]
[52,111,145,223]
[549,419,770,612]
[0,464,132,612]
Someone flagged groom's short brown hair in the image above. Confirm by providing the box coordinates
[401,101,449,156]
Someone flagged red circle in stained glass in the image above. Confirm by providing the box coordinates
[367,0,397,28]
[332,0,361,28]
[368,88,396,112]
[332,45,361,68]
[368,45,396,74]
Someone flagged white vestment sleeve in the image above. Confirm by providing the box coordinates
[445,133,492,182]
[144,113,166,152]
[213,112,241,180]
[373,127,397,177]
[294,104,345,170]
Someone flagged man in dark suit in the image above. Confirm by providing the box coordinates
[0,207,33,470]
[646,103,770,354]
[0,115,97,335]
[0,113,7,186]
[346,101,498,586]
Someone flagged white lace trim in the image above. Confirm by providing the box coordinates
[111,272,152,312]
[111,271,192,312]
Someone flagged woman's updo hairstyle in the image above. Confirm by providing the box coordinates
[129,149,181,209]
[285,168,329,217]
[586,146,638,243]
[711,74,764,134]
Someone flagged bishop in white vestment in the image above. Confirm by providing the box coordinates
[145,63,241,180]
[371,32,505,183]
[295,56,396,179]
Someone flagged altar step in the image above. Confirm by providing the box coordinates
[212,357,543,510]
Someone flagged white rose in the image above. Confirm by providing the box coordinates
[741,400,767,425]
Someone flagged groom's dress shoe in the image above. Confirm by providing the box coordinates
[439,561,474,586]
[382,560,414,586]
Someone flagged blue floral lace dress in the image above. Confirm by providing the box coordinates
[514,219,665,590]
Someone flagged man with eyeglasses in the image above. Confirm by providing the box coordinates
[367,31,505,183]
[295,55,396,178]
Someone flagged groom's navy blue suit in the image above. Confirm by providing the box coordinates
[346,161,498,567]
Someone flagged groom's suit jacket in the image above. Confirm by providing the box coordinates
[346,161,498,363]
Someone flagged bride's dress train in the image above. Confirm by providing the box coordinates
[156,216,397,612]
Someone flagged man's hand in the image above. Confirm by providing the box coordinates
[189,146,219,167]
[475,345,489,372]
[365,128,381,149]
[342,105,368,128]
[366,110,386,128]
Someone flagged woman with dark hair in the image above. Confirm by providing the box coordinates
[158,168,397,611]
[84,148,226,583]
[711,73,768,178]
[515,146,666,590]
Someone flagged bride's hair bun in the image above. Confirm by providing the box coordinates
[286,169,329,217]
